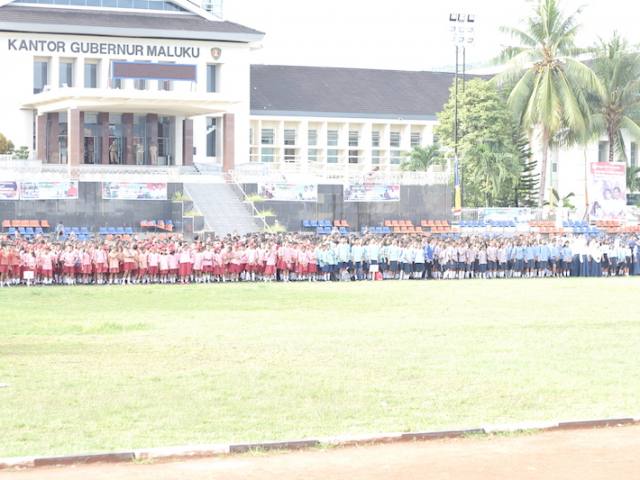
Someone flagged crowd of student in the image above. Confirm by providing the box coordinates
[0,231,639,287]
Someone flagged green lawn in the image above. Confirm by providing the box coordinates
[1,279,640,457]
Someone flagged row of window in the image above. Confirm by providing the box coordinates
[34,59,218,94]
[259,129,423,148]
[258,148,404,165]
[15,0,188,12]
[598,140,638,166]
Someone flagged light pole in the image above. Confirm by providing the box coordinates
[449,13,475,215]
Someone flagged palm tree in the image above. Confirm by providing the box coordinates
[494,0,601,207]
[588,33,640,162]
[400,145,444,171]
[627,165,640,193]
[466,143,521,207]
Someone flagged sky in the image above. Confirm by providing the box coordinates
[224,0,640,72]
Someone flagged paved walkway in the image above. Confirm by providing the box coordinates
[6,425,640,480]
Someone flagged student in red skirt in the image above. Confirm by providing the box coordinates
[158,249,169,284]
[93,244,108,285]
[0,244,9,287]
[80,247,93,284]
[137,246,148,284]
[202,245,213,283]
[108,246,121,284]
[168,248,179,284]
[147,246,159,284]
[61,245,77,285]
[193,245,203,283]
[178,245,193,284]
[39,246,54,285]
[22,248,36,286]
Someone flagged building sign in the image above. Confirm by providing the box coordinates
[112,61,197,81]
[7,38,203,59]
[344,183,400,202]
[588,162,626,220]
[20,181,79,200]
[0,181,19,200]
[258,182,318,202]
[102,182,168,200]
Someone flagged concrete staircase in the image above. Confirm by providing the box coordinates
[184,183,262,236]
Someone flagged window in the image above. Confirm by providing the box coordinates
[84,61,99,88]
[206,117,217,157]
[598,141,609,163]
[348,150,359,164]
[33,59,49,94]
[411,132,422,147]
[327,130,339,146]
[261,128,274,145]
[390,131,401,148]
[284,129,296,146]
[59,60,73,87]
[308,129,318,146]
[327,149,339,163]
[372,150,382,165]
[284,148,296,162]
[206,64,217,93]
[391,151,402,165]
[372,131,380,148]
[349,130,359,147]
[631,142,638,168]
[261,147,275,162]
[308,148,319,162]
[13,0,188,11]
[158,80,172,91]
[134,78,147,90]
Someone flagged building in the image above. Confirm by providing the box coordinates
[0,0,263,170]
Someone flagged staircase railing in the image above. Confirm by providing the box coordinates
[223,171,268,231]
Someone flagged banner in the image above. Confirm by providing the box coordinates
[102,182,168,200]
[587,162,626,220]
[258,183,318,202]
[20,181,78,200]
[0,181,19,200]
[344,182,400,202]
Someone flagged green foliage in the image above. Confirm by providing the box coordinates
[183,209,201,217]
[172,191,190,202]
[265,222,287,233]
[0,132,14,154]
[245,193,266,203]
[513,133,540,207]
[626,166,640,192]
[11,146,30,160]
[587,33,640,162]
[400,145,444,171]
[464,143,522,207]
[494,0,600,206]
[544,189,576,209]
[435,79,523,207]
[256,209,276,218]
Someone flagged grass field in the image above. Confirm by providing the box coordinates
[1,278,640,457]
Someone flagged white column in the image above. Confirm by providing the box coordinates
[175,116,184,166]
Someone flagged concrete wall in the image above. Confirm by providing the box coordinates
[0,182,182,229]
[242,183,452,231]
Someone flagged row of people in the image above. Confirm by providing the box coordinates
[0,233,639,286]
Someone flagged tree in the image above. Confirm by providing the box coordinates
[494,0,601,207]
[400,145,444,171]
[544,188,575,209]
[465,143,522,207]
[627,165,640,193]
[513,132,540,207]
[587,33,640,162]
[0,133,14,154]
[436,78,524,207]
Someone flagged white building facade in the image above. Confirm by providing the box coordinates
[0,0,262,171]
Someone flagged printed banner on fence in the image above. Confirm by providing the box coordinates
[0,181,19,200]
[20,181,78,200]
[258,183,318,202]
[102,182,168,200]
[344,183,400,202]
[587,162,626,219]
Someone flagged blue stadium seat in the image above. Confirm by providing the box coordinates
[310,220,318,228]
[81,227,89,234]
[125,227,134,234]
[35,227,43,235]
[339,227,347,235]
[107,227,117,235]
[8,227,16,236]
[99,227,107,235]
[116,227,126,235]
[302,220,311,228]
[382,226,391,234]
[25,227,34,235]
[316,227,324,235]
[18,227,26,235]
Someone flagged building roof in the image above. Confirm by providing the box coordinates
[0,5,263,43]
[251,65,472,120]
